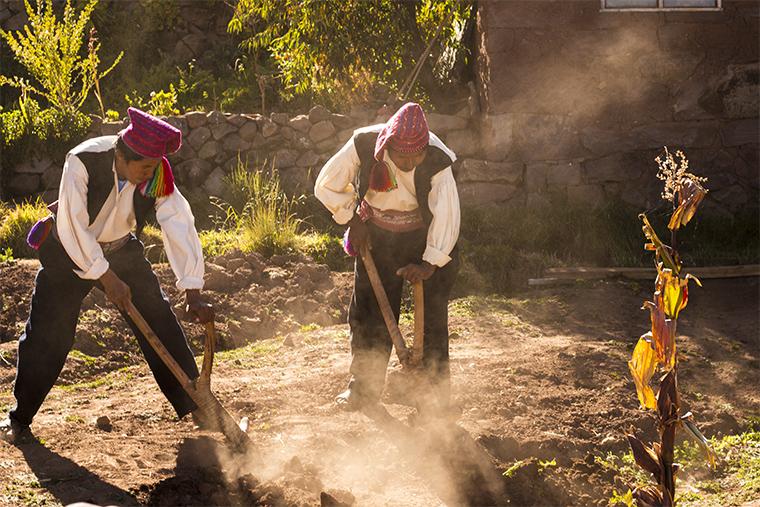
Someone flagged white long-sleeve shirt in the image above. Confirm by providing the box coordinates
[56,136,205,290]
[314,125,460,267]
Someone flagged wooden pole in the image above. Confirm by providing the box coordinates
[125,301,253,452]
[359,245,411,367]
[412,281,424,367]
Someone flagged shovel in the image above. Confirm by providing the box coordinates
[124,300,253,452]
[358,244,424,369]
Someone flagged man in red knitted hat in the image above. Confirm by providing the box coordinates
[1,107,215,444]
[315,102,460,416]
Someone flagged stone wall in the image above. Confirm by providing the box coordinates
[473,0,759,214]
[2,105,477,206]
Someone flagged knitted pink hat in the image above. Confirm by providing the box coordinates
[119,107,179,198]
[121,107,182,159]
[370,102,429,192]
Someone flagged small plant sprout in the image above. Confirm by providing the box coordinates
[624,148,713,506]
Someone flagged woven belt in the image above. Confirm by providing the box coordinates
[359,200,424,233]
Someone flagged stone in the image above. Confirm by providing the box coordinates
[41,164,63,189]
[211,122,237,141]
[719,64,760,119]
[251,134,269,149]
[15,157,53,175]
[261,119,279,138]
[289,114,312,133]
[445,129,481,158]
[164,116,189,137]
[174,142,196,161]
[187,126,212,150]
[280,126,295,140]
[185,111,208,128]
[197,140,221,160]
[457,159,522,184]
[8,174,40,195]
[308,105,332,123]
[272,149,299,169]
[513,114,584,161]
[711,183,749,209]
[458,182,518,206]
[567,184,603,203]
[721,119,759,147]
[330,113,352,129]
[525,162,549,193]
[238,121,258,141]
[206,110,227,125]
[96,415,112,432]
[546,161,583,187]
[636,121,718,149]
[4,10,27,31]
[227,114,247,127]
[202,167,227,197]
[336,128,353,145]
[583,152,649,184]
[101,122,125,136]
[309,121,336,143]
[426,112,468,133]
[480,113,515,161]
[222,134,251,153]
[270,112,290,125]
[296,150,320,168]
[315,138,338,153]
[176,159,213,186]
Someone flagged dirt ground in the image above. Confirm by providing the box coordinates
[0,253,758,506]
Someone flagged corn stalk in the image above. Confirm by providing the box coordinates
[625,148,713,506]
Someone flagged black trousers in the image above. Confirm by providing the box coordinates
[347,224,459,402]
[9,235,199,427]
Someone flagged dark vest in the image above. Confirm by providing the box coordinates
[353,131,455,227]
[75,149,155,237]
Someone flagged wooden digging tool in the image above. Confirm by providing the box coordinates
[197,322,216,389]
[411,281,424,368]
[360,244,427,369]
[124,301,253,452]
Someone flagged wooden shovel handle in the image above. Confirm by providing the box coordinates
[198,322,217,388]
[359,244,411,367]
[124,301,252,451]
[412,281,424,367]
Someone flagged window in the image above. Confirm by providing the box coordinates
[601,0,721,10]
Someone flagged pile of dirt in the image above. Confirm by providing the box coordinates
[0,251,352,385]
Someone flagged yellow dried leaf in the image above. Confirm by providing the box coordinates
[668,179,707,231]
[629,333,658,410]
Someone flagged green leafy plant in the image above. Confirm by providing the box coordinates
[125,84,180,116]
[0,198,50,259]
[227,0,473,107]
[0,0,123,117]
[625,148,712,506]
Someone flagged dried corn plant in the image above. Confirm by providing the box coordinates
[625,148,714,506]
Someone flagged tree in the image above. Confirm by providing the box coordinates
[227,0,473,108]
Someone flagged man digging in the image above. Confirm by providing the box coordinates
[315,102,460,417]
[1,108,215,445]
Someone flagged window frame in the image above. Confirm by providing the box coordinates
[600,0,722,12]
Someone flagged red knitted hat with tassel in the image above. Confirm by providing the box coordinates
[369,102,429,192]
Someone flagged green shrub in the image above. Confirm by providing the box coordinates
[295,232,348,271]
[0,0,122,118]
[0,199,50,259]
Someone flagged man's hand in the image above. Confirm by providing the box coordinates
[99,269,132,312]
[347,214,370,252]
[396,262,436,283]
[185,289,214,324]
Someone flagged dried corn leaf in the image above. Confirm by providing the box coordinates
[629,334,658,410]
[626,433,661,477]
[668,179,707,231]
[681,412,717,468]
[642,300,677,370]
[640,214,680,273]
[632,485,665,507]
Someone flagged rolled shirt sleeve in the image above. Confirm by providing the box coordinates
[314,136,361,225]
[56,154,110,280]
[155,187,205,290]
[423,166,460,267]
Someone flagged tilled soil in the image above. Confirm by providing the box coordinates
[0,257,758,506]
